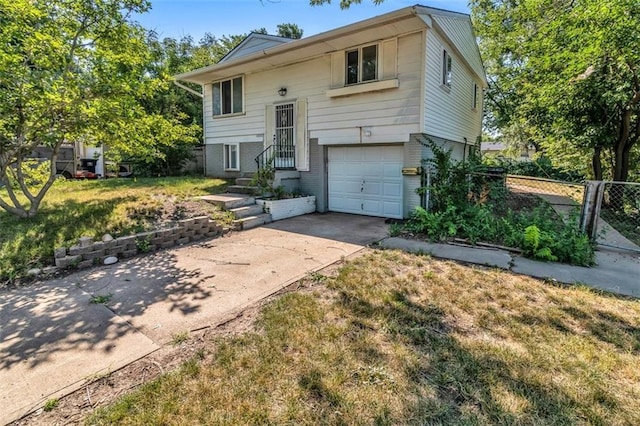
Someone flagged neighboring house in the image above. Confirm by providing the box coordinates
[481,141,536,162]
[175,5,486,219]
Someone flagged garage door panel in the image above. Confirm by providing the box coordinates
[383,182,402,197]
[328,146,403,219]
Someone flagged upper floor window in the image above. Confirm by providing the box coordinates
[346,44,378,85]
[212,76,243,116]
[472,82,480,109]
[442,50,452,88]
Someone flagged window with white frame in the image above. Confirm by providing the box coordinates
[212,76,243,116]
[345,44,378,85]
[224,143,239,170]
[472,82,480,109]
[442,50,452,88]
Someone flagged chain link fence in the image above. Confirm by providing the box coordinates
[594,181,640,252]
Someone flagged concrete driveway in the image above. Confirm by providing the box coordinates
[0,213,387,425]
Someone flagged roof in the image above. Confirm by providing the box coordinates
[219,33,295,64]
[175,4,486,86]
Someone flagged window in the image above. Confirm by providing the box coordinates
[224,144,239,170]
[213,76,243,116]
[472,82,480,109]
[442,50,452,88]
[345,44,378,85]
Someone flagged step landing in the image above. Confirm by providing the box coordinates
[201,193,256,210]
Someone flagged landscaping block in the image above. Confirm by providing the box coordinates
[161,241,176,249]
[54,247,67,259]
[178,218,196,228]
[177,237,190,245]
[182,230,195,238]
[77,260,94,269]
[82,249,105,261]
[79,236,93,248]
[194,216,209,225]
[55,255,81,269]
[121,249,137,258]
[116,236,136,246]
[69,245,90,256]
[91,241,105,251]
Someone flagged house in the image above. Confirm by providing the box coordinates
[175,5,486,219]
[481,141,536,162]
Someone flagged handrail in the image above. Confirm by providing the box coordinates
[255,143,295,170]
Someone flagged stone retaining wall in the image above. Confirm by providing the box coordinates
[53,216,223,271]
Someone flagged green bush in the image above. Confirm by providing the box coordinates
[405,137,594,266]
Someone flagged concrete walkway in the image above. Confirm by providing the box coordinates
[0,213,387,425]
[381,238,640,297]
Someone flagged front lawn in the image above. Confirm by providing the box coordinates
[89,250,640,425]
[0,177,230,286]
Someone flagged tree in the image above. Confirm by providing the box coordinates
[472,0,640,182]
[0,0,196,217]
[277,23,303,39]
[309,0,384,8]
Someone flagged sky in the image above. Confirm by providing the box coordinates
[135,0,471,43]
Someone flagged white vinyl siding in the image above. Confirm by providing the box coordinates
[203,31,423,148]
[424,29,482,145]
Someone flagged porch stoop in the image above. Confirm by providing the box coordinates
[201,176,271,231]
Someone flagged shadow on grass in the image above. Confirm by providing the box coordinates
[335,288,603,424]
[0,197,135,282]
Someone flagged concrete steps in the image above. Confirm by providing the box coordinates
[226,185,260,195]
[201,174,271,231]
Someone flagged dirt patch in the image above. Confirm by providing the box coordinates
[126,194,233,232]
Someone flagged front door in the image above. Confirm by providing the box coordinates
[274,103,295,169]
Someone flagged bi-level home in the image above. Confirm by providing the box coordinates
[175,4,486,219]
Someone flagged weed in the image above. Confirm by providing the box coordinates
[308,271,328,284]
[171,331,189,346]
[135,236,152,253]
[43,398,59,412]
[89,293,113,305]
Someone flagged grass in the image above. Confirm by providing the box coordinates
[43,398,59,412]
[89,250,640,425]
[89,294,114,305]
[0,176,230,285]
[506,175,585,203]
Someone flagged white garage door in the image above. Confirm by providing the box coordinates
[328,146,403,219]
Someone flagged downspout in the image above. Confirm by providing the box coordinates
[172,80,206,176]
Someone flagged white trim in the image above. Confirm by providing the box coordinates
[326,78,399,98]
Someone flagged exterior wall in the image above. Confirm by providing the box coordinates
[423,28,482,145]
[299,138,328,212]
[202,29,426,177]
[404,135,424,215]
[311,31,423,145]
[204,142,262,178]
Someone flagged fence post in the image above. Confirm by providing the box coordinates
[580,180,602,237]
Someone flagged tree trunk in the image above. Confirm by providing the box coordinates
[592,146,603,181]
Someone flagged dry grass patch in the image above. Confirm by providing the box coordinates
[89,250,640,425]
